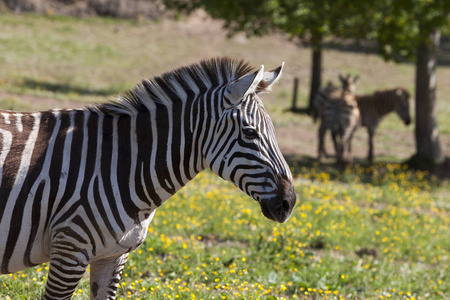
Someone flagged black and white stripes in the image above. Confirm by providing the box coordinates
[314,75,360,164]
[0,57,296,299]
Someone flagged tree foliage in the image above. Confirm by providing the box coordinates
[165,0,449,60]
[358,0,450,62]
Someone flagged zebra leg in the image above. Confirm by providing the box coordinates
[89,254,129,300]
[346,131,355,163]
[347,140,353,163]
[44,247,90,300]
[318,122,328,159]
[331,132,342,163]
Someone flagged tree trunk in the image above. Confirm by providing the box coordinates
[412,28,443,167]
[308,45,322,115]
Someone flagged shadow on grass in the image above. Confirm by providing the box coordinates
[22,78,124,97]
[285,153,450,184]
[435,157,450,180]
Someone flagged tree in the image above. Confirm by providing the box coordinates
[368,0,449,167]
[413,28,443,166]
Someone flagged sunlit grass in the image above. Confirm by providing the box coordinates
[1,164,447,299]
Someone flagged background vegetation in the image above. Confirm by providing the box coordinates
[0,11,448,299]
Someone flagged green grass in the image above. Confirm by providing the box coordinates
[0,167,448,299]
[0,12,449,300]
[0,97,31,111]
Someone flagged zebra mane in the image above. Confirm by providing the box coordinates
[96,57,256,115]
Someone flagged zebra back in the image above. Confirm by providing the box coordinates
[356,87,411,128]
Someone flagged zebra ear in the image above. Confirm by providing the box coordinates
[258,62,284,93]
[339,73,352,82]
[225,65,264,106]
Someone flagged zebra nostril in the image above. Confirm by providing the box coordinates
[281,200,290,212]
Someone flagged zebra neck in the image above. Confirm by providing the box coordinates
[133,102,208,208]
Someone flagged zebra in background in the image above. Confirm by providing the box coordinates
[356,88,411,162]
[314,74,360,164]
[0,57,296,299]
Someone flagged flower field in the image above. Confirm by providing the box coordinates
[0,163,448,299]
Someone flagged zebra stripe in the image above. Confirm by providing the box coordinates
[0,57,296,299]
[356,88,411,161]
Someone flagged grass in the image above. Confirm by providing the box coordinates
[0,11,449,300]
[0,167,448,299]
[0,97,30,111]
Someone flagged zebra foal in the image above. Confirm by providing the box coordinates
[0,57,296,299]
[314,74,360,164]
[356,88,411,162]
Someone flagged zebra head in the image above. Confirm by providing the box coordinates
[339,74,359,94]
[394,88,411,125]
[205,63,296,223]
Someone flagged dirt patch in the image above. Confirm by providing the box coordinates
[276,124,320,159]
[275,116,416,162]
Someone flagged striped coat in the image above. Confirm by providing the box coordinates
[314,75,360,164]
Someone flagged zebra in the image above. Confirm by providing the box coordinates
[0,57,296,299]
[355,88,411,162]
[313,74,360,164]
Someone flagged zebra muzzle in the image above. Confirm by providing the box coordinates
[259,177,296,223]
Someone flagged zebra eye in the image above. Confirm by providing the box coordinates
[243,127,258,139]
